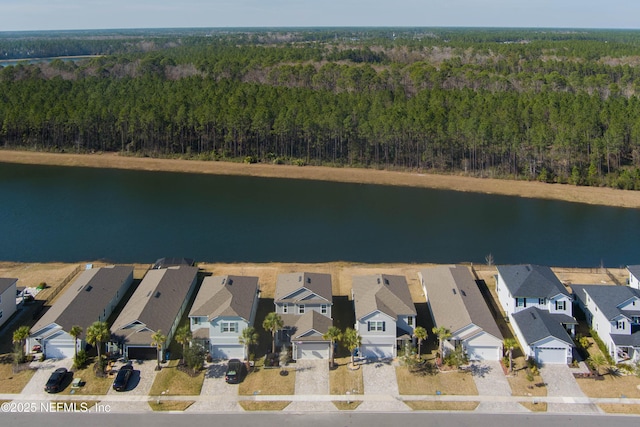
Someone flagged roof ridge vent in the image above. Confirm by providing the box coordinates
[154,291,161,298]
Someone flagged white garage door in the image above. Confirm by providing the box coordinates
[45,342,75,359]
[535,347,566,365]
[298,343,329,360]
[467,346,499,361]
[211,344,243,360]
[360,344,394,359]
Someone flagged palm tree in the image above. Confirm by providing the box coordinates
[85,321,110,361]
[343,328,362,365]
[151,330,167,371]
[174,325,192,363]
[238,326,259,361]
[262,312,283,354]
[413,326,428,359]
[503,338,519,373]
[587,353,608,376]
[12,325,31,362]
[322,326,342,368]
[432,326,451,363]
[69,325,83,359]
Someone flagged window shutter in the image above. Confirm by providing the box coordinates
[382,322,386,332]
[368,322,371,332]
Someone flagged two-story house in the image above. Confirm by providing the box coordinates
[573,284,640,364]
[352,274,416,359]
[274,272,333,360]
[420,265,503,361]
[496,265,575,365]
[189,275,260,360]
[0,278,18,329]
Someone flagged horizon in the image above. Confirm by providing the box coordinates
[2,1,639,33]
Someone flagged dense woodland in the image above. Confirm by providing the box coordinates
[2,28,640,189]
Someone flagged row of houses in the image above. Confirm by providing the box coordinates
[5,262,640,366]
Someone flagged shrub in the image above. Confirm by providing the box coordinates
[184,344,206,372]
[74,350,88,369]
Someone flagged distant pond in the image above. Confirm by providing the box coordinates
[0,162,637,267]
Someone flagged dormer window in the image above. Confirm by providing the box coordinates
[616,320,625,330]
[555,301,566,311]
[538,298,545,305]
[516,298,526,307]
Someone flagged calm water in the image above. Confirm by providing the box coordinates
[0,162,637,267]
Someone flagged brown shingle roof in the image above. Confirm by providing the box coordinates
[352,274,416,320]
[189,275,259,321]
[274,272,332,304]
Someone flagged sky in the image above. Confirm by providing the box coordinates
[1,0,639,32]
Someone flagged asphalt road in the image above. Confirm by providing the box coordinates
[3,412,637,427]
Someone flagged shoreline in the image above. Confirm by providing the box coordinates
[1,150,640,209]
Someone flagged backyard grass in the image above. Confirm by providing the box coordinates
[239,401,291,411]
[597,403,640,414]
[404,401,478,411]
[395,366,478,396]
[329,357,363,395]
[519,401,547,412]
[148,401,194,411]
[332,401,362,410]
[0,360,36,393]
[576,375,640,398]
[149,360,204,396]
[239,363,296,396]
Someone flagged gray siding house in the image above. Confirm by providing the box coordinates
[0,278,18,329]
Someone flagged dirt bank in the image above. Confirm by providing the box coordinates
[1,150,639,209]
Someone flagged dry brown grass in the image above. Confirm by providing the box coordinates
[239,401,291,411]
[404,401,479,411]
[576,375,640,398]
[597,403,640,414]
[149,360,204,396]
[329,357,364,395]
[332,401,362,410]
[148,401,194,411]
[506,358,547,397]
[396,366,478,395]
[519,401,547,412]
[0,363,36,393]
[238,366,296,396]
[2,150,639,208]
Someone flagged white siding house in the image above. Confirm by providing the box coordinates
[628,266,640,289]
[189,275,260,360]
[0,278,18,329]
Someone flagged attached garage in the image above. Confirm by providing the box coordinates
[126,346,157,360]
[43,332,76,359]
[296,342,329,360]
[360,343,394,359]
[466,346,500,361]
[211,344,243,360]
[535,347,568,365]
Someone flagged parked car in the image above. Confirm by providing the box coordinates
[225,359,246,384]
[44,367,68,393]
[112,363,134,391]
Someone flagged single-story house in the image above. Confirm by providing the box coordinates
[110,265,199,360]
[0,278,18,329]
[419,265,503,361]
[28,266,134,359]
[189,275,260,360]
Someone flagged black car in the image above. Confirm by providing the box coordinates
[44,367,68,393]
[225,359,246,384]
[112,363,134,391]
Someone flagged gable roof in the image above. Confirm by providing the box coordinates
[274,272,332,304]
[0,278,18,295]
[512,307,573,346]
[153,257,195,269]
[111,266,198,345]
[292,310,333,341]
[573,284,640,321]
[628,265,640,280]
[352,274,416,320]
[421,265,502,340]
[497,265,569,299]
[32,266,133,333]
[189,275,259,322]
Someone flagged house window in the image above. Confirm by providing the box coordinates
[321,304,327,314]
[222,322,238,333]
[282,304,289,314]
[616,321,625,330]
[407,316,414,326]
[555,300,566,311]
[367,321,385,332]
[516,298,526,307]
[193,317,200,325]
[632,316,640,324]
[538,298,545,305]
[298,305,305,314]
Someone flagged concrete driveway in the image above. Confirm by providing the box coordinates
[469,361,528,413]
[18,358,73,398]
[539,364,600,413]
[293,360,329,395]
[357,359,409,412]
[106,359,158,396]
[187,362,242,412]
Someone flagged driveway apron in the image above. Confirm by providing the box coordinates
[17,358,73,398]
[540,364,600,413]
[357,359,409,412]
[188,362,242,412]
[469,362,528,413]
[293,360,329,395]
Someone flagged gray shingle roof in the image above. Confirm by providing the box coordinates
[112,266,198,345]
[189,275,259,321]
[497,265,569,299]
[352,274,416,320]
[31,266,133,334]
[512,307,573,346]
[0,278,18,295]
[627,265,640,280]
[420,265,502,340]
[572,284,640,321]
[274,272,332,304]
